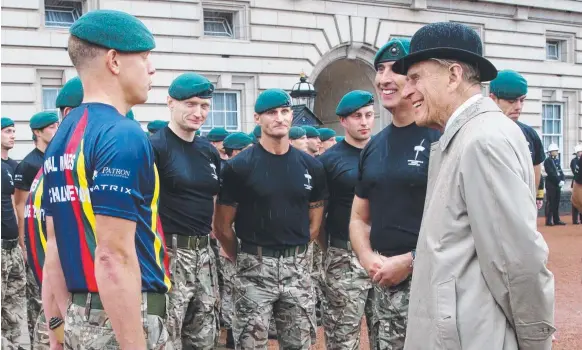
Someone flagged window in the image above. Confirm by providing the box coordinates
[546,40,561,60]
[42,87,60,112]
[542,103,563,157]
[204,10,235,38]
[201,92,240,133]
[45,0,82,28]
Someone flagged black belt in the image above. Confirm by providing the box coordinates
[1,239,18,250]
[240,242,308,258]
[72,292,165,317]
[329,237,351,251]
[165,234,209,250]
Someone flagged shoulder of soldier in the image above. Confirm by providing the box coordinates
[295,147,324,171]
[196,136,221,161]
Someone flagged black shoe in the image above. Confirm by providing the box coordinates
[226,329,234,349]
[573,222,580,225]
[546,222,554,226]
[555,221,566,225]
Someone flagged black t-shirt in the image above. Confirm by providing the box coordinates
[516,121,545,166]
[219,143,328,248]
[575,157,582,185]
[1,159,18,239]
[317,140,362,241]
[14,148,44,191]
[150,127,221,236]
[355,122,441,255]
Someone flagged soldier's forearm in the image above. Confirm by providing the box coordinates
[349,219,373,259]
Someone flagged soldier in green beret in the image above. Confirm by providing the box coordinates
[300,125,321,157]
[150,72,222,349]
[223,132,252,159]
[289,126,308,153]
[317,128,337,155]
[215,88,328,349]
[40,9,172,350]
[207,127,230,161]
[147,120,169,134]
[490,70,545,201]
[335,136,345,142]
[23,76,85,349]
[0,116,28,349]
[350,38,441,349]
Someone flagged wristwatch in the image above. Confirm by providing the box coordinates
[410,249,416,269]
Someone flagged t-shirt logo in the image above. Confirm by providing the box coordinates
[210,163,218,180]
[7,172,13,186]
[408,139,426,167]
[304,170,312,190]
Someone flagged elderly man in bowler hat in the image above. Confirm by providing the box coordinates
[392,22,555,349]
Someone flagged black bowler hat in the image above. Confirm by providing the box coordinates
[392,22,497,82]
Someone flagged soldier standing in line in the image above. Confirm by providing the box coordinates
[570,145,582,224]
[150,72,221,349]
[215,89,328,349]
[208,127,230,161]
[301,125,321,157]
[349,38,441,350]
[318,90,376,350]
[289,126,309,153]
[23,77,84,350]
[1,117,29,348]
[317,128,337,155]
[13,111,59,344]
[544,144,566,226]
[41,10,172,349]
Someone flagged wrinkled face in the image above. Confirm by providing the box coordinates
[306,137,321,154]
[255,107,292,139]
[340,105,375,141]
[34,122,59,145]
[1,127,15,150]
[290,135,308,152]
[491,94,526,121]
[375,61,409,110]
[402,60,451,128]
[169,96,211,132]
[320,138,336,153]
[116,51,155,106]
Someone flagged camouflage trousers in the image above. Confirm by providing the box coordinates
[27,265,42,345]
[309,242,324,305]
[218,255,235,329]
[370,277,411,350]
[1,243,29,349]
[233,250,315,350]
[64,293,172,349]
[31,310,49,350]
[167,243,219,350]
[321,246,373,350]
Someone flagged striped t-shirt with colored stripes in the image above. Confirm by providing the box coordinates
[24,168,47,286]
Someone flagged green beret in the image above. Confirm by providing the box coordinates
[374,38,411,70]
[254,89,292,114]
[126,109,135,120]
[168,73,214,100]
[147,120,168,133]
[1,117,14,129]
[223,132,253,150]
[196,130,201,136]
[289,126,306,140]
[207,127,229,142]
[301,125,320,138]
[69,10,155,52]
[30,111,59,130]
[490,70,528,100]
[253,125,261,138]
[318,128,336,141]
[55,77,83,109]
[336,90,375,117]
[248,132,258,144]
[336,136,345,142]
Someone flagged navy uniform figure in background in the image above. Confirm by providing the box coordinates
[544,143,566,226]
[349,38,441,350]
[570,144,582,224]
[150,72,221,349]
[490,70,546,210]
[1,117,29,349]
[318,90,376,350]
[215,89,328,350]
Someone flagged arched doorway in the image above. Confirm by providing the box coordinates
[311,44,391,135]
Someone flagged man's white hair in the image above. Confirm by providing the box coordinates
[430,58,481,85]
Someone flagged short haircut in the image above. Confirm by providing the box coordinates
[68,35,106,69]
[430,58,481,85]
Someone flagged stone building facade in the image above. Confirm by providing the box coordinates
[2,0,581,170]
